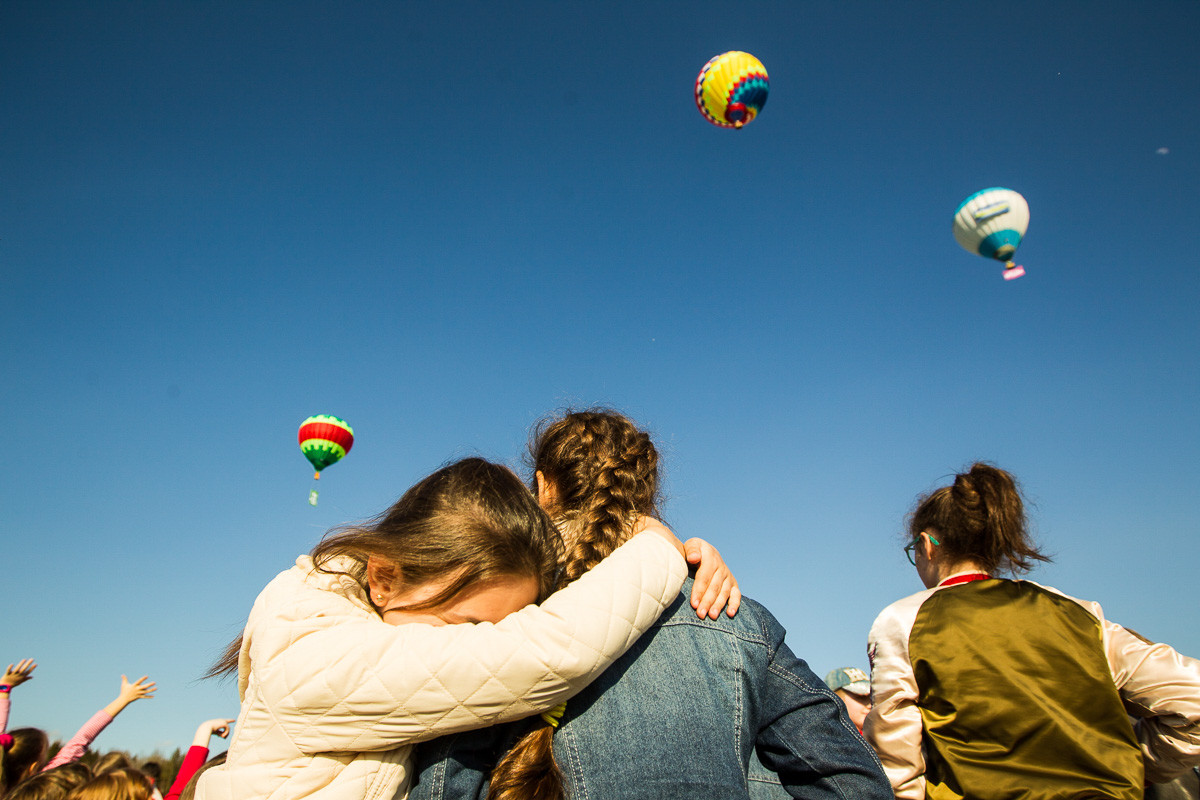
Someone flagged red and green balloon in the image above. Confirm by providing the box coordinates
[298,414,354,505]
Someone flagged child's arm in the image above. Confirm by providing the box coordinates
[0,659,37,733]
[265,531,687,752]
[42,674,156,771]
[163,719,233,800]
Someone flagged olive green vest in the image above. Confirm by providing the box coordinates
[909,580,1144,799]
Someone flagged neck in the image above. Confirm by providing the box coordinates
[923,558,989,589]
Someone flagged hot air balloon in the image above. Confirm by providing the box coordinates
[694,51,769,129]
[953,188,1030,280]
[298,414,354,506]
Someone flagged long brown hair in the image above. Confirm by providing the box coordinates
[487,410,660,800]
[909,462,1049,574]
[206,457,563,680]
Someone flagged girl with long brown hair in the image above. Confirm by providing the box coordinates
[867,463,1200,799]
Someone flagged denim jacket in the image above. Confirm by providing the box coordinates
[409,579,891,800]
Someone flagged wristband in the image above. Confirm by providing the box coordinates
[0,685,11,693]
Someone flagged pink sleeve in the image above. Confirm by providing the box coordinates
[0,693,9,733]
[163,745,210,800]
[41,709,113,771]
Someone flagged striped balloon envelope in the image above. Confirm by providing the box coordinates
[298,415,354,505]
[694,51,769,129]
[953,188,1030,280]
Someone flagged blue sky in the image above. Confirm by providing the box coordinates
[3,1,1197,756]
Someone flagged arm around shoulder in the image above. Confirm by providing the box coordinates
[270,531,687,752]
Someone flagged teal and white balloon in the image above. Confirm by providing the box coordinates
[953,187,1029,280]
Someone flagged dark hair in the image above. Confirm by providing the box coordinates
[488,409,660,800]
[1,728,50,794]
[909,462,1049,575]
[206,457,562,680]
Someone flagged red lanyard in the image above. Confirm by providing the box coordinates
[938,572,991,587]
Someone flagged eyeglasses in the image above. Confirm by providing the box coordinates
[904,532,941,565]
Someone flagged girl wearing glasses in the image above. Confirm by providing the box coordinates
[866,462,1200,800]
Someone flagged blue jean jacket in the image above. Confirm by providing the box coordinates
[409,579,891,800]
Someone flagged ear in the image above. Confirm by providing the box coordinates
[920,531,939,563]
[535,471,556,508]
[366,556,401,604]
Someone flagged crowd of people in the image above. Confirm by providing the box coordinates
[0,662,231,800]
[5,409,1199,799]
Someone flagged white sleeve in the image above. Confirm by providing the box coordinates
[1104,620,1200,782]
[865,593,928,800]
[263,532,686,752]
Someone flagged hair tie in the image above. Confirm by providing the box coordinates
[0,733,13,750]
[540,702,567,729]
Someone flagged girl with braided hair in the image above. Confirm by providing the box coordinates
[866,462,1200,799]
[411,409,892,800]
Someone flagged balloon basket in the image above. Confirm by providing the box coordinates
[1003,265,1026,280]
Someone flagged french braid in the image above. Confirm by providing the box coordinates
[487,409,661,800]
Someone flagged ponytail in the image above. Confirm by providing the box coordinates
[488,409,661,800]
[910,462,1049,574]
[486,726,559,800]
[0,727,49,794]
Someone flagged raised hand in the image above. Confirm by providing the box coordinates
[119,674,157,704]
[193,717,236,746]
[2,659,37,688]
[105,674,157,717]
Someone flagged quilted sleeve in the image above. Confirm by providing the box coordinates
[264,531,686,753]
[864,594,928,800]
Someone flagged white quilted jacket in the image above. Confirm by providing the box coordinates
[196,532,686,800]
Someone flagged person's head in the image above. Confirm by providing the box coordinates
[906,462,1048,585]
[90,752,132,776]
[64,768,151,800]
[7,763,91,800]
[206,457,561,677]
[824,667,871,732]
[138,762,159,784]
[318,457,559,626]
[530,409,660,583]
[0,728,50,793]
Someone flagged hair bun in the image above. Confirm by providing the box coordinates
[952,473,982,507]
